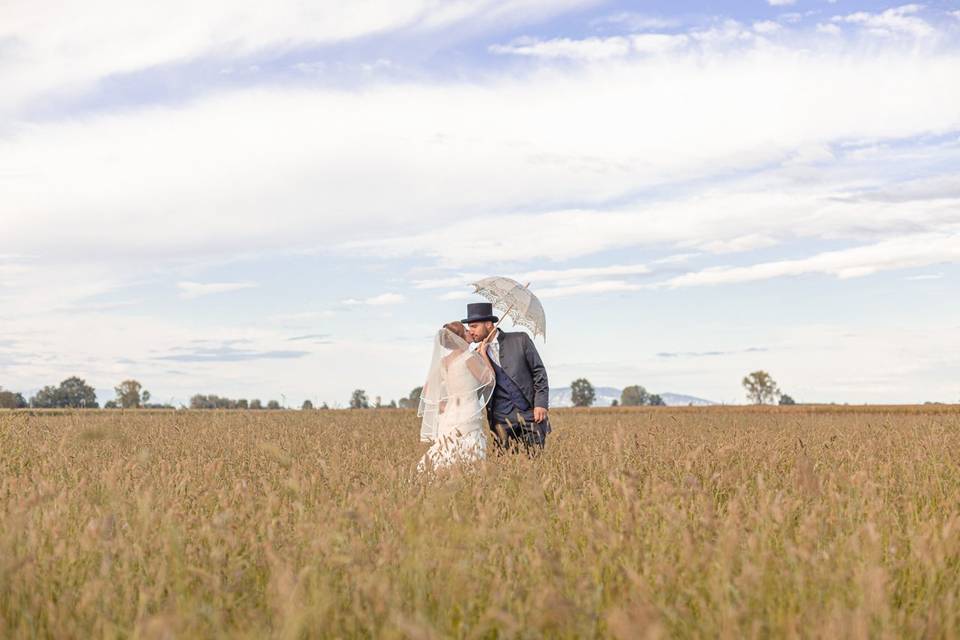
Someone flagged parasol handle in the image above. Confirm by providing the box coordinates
[487,282,530,338]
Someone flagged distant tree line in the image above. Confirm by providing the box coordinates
[0,377,168,409]
[0,379,423,411]
[343,387,422,409]
[569,379,666,407]
[189,394,300,410]
[2,377,339,411]
[2,371,802,410]
[0,387,28,409]
[571,371,799,407]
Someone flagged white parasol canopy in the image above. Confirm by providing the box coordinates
[470,276,546,340]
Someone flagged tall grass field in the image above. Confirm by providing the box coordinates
[2,406,960,638]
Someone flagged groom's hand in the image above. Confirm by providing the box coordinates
[533,407,547,423]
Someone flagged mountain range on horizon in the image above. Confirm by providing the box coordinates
[549,386,716,408]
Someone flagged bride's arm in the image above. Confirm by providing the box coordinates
[466,345,494,385]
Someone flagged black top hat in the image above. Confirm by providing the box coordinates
[462,302,499,324]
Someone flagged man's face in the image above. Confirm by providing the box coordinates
[467,321,494,343]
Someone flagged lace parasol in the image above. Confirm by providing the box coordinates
[470,276,546,340]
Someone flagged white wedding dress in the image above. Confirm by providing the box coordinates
[418,351,489,471]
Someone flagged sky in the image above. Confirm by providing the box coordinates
[1,0,959,407]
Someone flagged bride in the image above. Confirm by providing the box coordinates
[417,322,495,471]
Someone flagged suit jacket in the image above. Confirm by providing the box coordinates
[485,331,551,433]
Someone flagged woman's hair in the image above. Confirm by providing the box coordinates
[440,321,467,348]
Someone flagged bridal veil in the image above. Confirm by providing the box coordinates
[417,327,495,443]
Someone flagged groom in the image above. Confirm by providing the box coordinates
[463,302,551,454]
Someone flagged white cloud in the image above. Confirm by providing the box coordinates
[177,281,257,299]
[490,36,633,60]
[663,233,960,287]
[493,28,737,60]
[342,293,406,305]
[413,274,487,289]
[438,290,474,300]
[414,219,960,300]
[0,0,596,116]
[688,20,756,45]
[768,0,796,6]
[753,20,783,34]
[343,171,960,268]
[518,264,651,282]
[425,264,653,300]
[787,144,835,165]
[695,234,779,254]
[630,33,691,54]
[536,279,646,298]
[414,264,650,289]
[832,4,934,39]
[4,30,958,289]
[0,262,30,283]
[589,12,679,31]
[268,309,337,325]
[366,292,406,305]
[653,253,699,265]
[0,257,135,318]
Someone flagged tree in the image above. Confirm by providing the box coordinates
[399,387,423,409]
[648,394,666,406]
[611,399,619,407]
[779,394,796,406]
[621,385,650,407]
[30,386,60,408]
[30,377,98,408]
[374,395,382,408]
[742,371,781,405]
[267,400,281,410]
[388,400,397,408]
[142,390,151,405]
[151,401,175,409]
[104,400,118,409]
[59,377,99,408]
[115,380,143,408]
[570,378,596,407]
[302,399,314,410]
[0,388,27,409]
[350,389,369,409]
[238,399,249,409]
[320,402,329,410]
[196,395,238,409]
[249,399,263,410]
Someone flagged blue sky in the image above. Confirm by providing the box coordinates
[1,0,959,407]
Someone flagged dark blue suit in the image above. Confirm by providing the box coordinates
[485,331,551,453]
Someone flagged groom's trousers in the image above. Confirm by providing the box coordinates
[490,420,548,456]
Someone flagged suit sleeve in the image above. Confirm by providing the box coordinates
[522,333,549,409]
